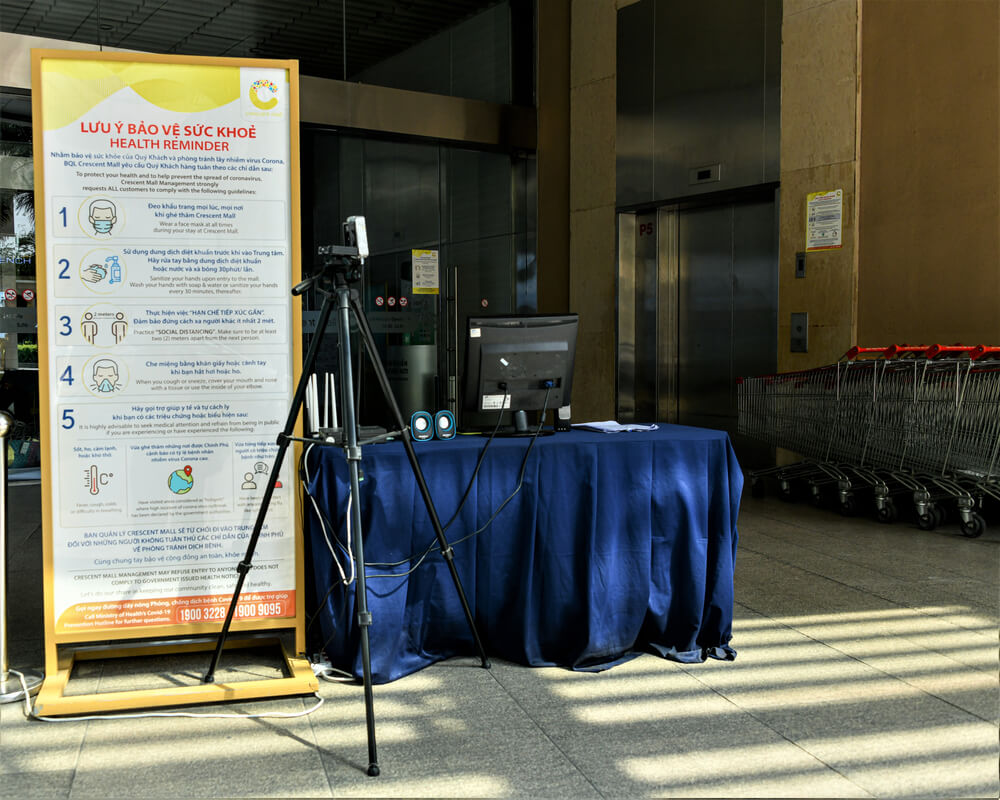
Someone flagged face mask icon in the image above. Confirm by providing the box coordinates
[88,200,117,236]
[91,360,121,394]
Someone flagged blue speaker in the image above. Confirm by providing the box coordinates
[434,410,456,440]
[410,410,434,441]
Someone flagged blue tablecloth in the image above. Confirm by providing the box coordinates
[305,425,742,683]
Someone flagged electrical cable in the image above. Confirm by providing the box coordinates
[365,386,551,580]
[301,443,354,586]
[440,388,509,530]
[364,387,510,569]
[6,668,324,722]
[426,386,551,551]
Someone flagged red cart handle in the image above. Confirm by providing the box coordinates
[842,345,890,361]
[970,345,1000,360]
[884,344,933,358]
[926,344,978,359]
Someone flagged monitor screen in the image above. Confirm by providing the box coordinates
[462,313,578,431]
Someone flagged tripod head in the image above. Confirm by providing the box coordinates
[296,215,369,295]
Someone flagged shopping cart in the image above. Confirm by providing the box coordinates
[739,345,999,537]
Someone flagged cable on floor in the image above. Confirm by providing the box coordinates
[6,668,325,722]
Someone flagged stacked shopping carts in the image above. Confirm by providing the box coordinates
[738,345,1000,537]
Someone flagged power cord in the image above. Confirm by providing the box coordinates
[301,443,355,586]
[365,387,510,570]
[305,386,550,642]
[5,668,324,722]
[366,386,552,579]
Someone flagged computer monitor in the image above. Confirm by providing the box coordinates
[462,313,578,433]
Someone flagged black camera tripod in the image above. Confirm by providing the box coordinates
[204,227,490,777]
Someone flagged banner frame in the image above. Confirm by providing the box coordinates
[30,48,314,712]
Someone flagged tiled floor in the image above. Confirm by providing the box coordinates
[2,482,997,798]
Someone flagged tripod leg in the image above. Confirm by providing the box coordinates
[204,289,336,684]
[348,290,491,670]
[334,285,380,776]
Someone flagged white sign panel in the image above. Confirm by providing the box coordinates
[805,189,843,251]
[411,249,439,295]
[39,56,298,636]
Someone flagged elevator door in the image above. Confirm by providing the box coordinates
[617,193,778,466]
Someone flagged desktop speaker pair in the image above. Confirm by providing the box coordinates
[410,410,456,441]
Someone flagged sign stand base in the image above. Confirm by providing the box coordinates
[34,635,316,717]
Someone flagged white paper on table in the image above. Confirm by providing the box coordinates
[571,420,660,433]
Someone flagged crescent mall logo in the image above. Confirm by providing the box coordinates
[249,79,279,110]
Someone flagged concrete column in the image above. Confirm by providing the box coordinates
[778,0,861,371]
[566,0,620,421]
[536,0,571,316]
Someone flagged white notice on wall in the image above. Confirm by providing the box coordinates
[412,249,439,295]
[806,189,843,251]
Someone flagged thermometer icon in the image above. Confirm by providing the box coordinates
[87,465,113,494]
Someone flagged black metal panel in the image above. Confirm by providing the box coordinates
[616,0,655,207]
[616,0,780,206]
[653,0,770,199]
[446,148,513,243]
[1,0,504,81]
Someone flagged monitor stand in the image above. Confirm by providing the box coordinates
[486,409,555,437]
[488,428,555,438]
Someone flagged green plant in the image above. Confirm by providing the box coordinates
[17,341,37,363]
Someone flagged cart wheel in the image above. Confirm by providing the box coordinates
[751,479,765,499]
[932,504,947,527]
[839,495,858,516]
[916,512,937,531]
[779,484,795,502]
[961,513,986,538]
[876,499,898,524]
[808,486,825,507]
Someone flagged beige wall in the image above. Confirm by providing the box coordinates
[566,1,619,421]
[856,0,1000,346]
[778,0,860,371]
[778,0,1000,367]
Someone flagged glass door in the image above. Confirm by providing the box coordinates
[0,88,41,473]
[301,127,534,430]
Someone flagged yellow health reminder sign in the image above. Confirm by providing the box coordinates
[32,51,313,712]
